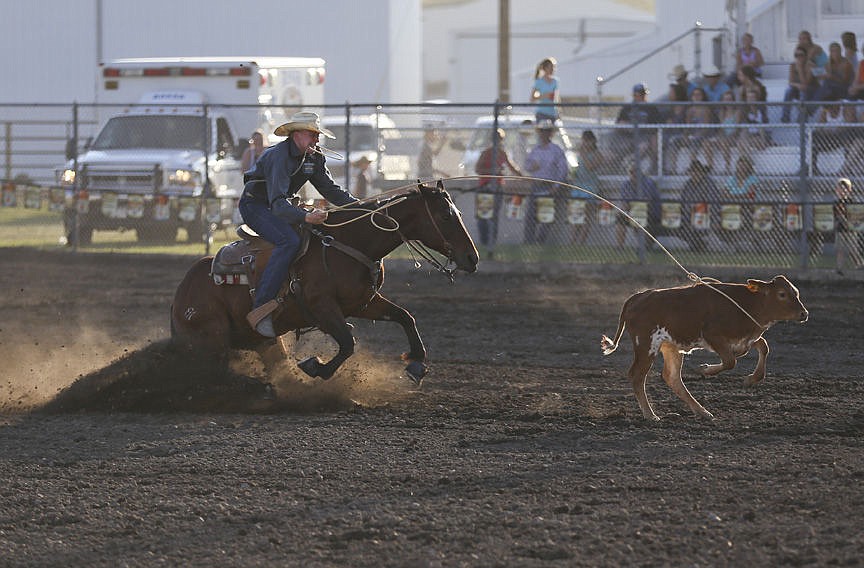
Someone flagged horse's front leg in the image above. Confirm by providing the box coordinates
[355,294,427,384]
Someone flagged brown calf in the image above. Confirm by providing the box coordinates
[601,275,808,421]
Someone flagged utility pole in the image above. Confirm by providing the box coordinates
[498,0,510,103]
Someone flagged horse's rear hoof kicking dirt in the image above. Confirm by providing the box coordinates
[171,181,479,387]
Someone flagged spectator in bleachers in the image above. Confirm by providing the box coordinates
[524,120,569,244]
[798,30,828,72]
[738,65,767,104]
[511,119,534,171]
[841,32,859,77]
[669,64,697,99]
[724,155,760,201]
[814,42,853,102]
[474,128,523,254]
[781,46,819,122]
[531,57,560,123]
[669,87,716,174]
[417,127,447,180]
[847,40,864,101]
[700,66,731,102]
[572,130,606,244]
[726,33,765,88]
[833,177,864,272]
[615,83,663,173]
[617,161,661,247]
[740,88,771,154]
[813,103,855,175]
[661,82,689,173]
[708,90,739,173]
[681,159,719,252]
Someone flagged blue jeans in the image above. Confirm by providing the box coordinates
[782,85,817,121]
[238,198,301,309]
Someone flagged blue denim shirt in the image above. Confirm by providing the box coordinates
[243,138,355,224]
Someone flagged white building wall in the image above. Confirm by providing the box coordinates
[1,0,421,106]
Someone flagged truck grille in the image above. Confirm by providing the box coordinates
[81,165,159,193]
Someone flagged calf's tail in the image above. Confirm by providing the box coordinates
[601,302,629,355]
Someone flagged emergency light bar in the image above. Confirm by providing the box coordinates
[102,66,253,78]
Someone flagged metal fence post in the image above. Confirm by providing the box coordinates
[490,101,501,253]
[3,122,10,182]
[345,102,352,191]
[797,101,810,269]
[71,102,80,253]
[203,103,212,256]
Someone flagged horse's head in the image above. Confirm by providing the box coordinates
[407,181,479,273]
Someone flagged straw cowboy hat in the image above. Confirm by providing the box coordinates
[702,65,722,78]
[669,64,688,80]
[352,155,373,167]
[273,111,335,139]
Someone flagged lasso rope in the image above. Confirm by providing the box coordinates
[315,175,767,329]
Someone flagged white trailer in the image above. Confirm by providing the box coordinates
[58,57,325,244]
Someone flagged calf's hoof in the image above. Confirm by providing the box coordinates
[405,361,427,386]
[743,374,764,387]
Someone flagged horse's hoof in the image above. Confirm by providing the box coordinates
[298,356,322,378]
[405,361,427,386]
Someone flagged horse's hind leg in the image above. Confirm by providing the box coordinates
[295,303,356,381]
[355,294,427,384]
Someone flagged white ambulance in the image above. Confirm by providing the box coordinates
[58,57,325,244]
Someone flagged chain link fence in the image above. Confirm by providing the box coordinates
[1,101,862,272]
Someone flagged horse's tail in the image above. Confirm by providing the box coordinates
[601,299,630,356]
[169,304,176,340]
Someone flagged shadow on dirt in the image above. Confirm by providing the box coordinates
[36,340,367,414]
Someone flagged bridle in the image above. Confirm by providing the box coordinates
[392,191,458,283]
[323,188,460,282]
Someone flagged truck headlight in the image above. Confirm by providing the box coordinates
[60,169,76,185]
[168,169,199,187]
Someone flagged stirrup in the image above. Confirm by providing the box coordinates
[246,299,279,330]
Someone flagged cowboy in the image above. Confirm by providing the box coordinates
[239,111,358,337]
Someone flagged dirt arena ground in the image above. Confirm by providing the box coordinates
[0,247,862,567]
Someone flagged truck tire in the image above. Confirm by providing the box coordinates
[63,209,94,246]
[136,225,178,243]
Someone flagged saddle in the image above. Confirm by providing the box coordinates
[210,224,311,289]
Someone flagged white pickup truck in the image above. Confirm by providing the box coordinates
[58,57,325,244]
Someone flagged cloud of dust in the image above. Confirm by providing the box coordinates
[243,332,419,412]
[0,324,151,411]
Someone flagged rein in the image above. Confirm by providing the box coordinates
[321,187,459,281]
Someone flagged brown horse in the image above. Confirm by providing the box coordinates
[171,181,479,384]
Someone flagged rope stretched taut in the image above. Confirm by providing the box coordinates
[318,175,767,329]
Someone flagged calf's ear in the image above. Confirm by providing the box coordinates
[746,279,763,292]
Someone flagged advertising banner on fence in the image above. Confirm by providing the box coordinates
[628,201,648,227]
[598,203,615,226]
[785,204,802,230]
[475,193,494,219]
[567,199,585,225]
[661,203,681,229]
[692,203,710,230]
[752,204,773,232]
[814,204,835,232]
[535,197,555,223]
[506,195,524,220]
[848,204,864,231]
[721,204,742,230]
